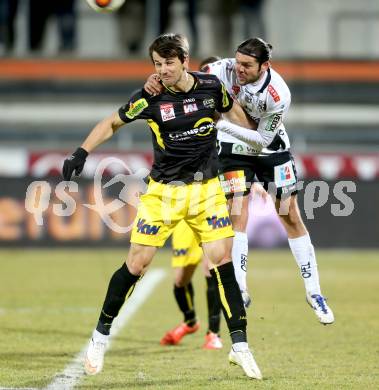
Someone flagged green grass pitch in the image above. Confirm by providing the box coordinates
[0,249,378,389]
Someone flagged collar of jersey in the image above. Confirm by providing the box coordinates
[257,68,271,93]
[162,72,198,95]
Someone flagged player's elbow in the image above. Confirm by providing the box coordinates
[259,133,277,148]
[261,139,272,148]
[103,111,123,135]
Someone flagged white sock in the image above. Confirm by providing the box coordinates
[232,231,248,292]
[232,342,249,352]
[288,233,321,296]
[93,329,109,343]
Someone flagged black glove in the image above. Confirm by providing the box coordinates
[62,147,88,181]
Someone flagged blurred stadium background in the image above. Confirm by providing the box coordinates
[0,1,379,388]
[0,0,378,247]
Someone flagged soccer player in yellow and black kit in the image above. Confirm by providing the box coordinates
[159,56,224,351]
[63,34,262,379]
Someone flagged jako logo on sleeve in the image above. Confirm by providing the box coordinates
[136,219,161,235]
[206,215,232,229]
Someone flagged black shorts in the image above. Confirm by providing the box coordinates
[218,142,299,199]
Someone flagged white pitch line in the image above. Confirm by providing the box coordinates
[42,268,166,390]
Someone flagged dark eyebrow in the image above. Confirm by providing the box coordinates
[153,58,175,63]
[237,60,255,66]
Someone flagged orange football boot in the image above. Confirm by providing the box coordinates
[160,322,200,345]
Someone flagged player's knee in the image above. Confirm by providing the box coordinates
[127,248,153,275]
[287,206,303,226]
[230,215,248,232]
[233,224,247,233]
[280,209,306,236]
[174,274,187,287]
[174,265,195,287]
[126,258,145,275]
[209,252,230,266]
[204,238,232,266]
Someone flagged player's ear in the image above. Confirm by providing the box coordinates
[261,61,270,72]
[183,55,189,71]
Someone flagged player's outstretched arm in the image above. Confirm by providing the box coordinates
[62,111,125,181]
[217,119,268,152]
[81,111,124,153]
[222,101,257,130]
[218,103,279,151]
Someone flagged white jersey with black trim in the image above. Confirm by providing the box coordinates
[207,58,291,156]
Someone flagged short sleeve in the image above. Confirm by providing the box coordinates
[118,89,151,123]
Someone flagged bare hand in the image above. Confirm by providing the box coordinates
[144,74,163,96]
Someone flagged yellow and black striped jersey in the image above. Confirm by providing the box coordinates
[118,72,233,183]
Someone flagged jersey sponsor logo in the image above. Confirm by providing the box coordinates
[193,117,214,137]
[168,117,214,141]
[199,78,216,84]
[125,98,148,119]
[265,113,282,132]
[219,170,247,194]
[206,215,232,229]
[232,85,240,95]
[268,85,280,102]
[160,103,176,122]
[274,160,296,187]
[231,143,259,156]
[136,218,161,235]
[183,102,198,114]
[203,98,215,108]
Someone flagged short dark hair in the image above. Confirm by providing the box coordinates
[149,33,189,63]
[199,56,221,71]
[236,38,272,64]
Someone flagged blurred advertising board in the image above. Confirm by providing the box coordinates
[0,150,378,248]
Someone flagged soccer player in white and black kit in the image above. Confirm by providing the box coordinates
[145,37,334,325]
[208,38,334,325]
